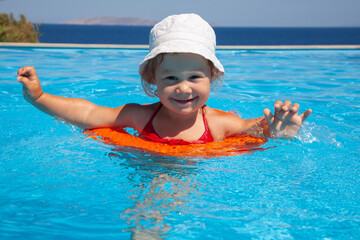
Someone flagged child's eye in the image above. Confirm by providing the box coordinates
[189,75,201,80]
[165,76,177,81]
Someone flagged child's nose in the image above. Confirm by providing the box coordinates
[176,81,191,94]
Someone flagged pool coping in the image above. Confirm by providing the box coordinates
[1,42,360,50]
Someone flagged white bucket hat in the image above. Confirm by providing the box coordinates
[138,13,225,77]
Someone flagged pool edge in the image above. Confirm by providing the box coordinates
[1,42,360,50]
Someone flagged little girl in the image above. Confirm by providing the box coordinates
[17,13,312,144]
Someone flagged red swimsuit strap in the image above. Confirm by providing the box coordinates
[198,107,214,142]
[144,103,162,130]
[140,103,213,144]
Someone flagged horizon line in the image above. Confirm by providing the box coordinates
[2,42,360,50]
[36,22,360,28]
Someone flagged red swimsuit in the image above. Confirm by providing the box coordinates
[140,104,214,145]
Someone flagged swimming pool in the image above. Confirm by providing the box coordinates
[1,46,359,239]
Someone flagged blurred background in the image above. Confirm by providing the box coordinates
[1,0,360,45]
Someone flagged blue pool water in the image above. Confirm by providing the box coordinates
[0,47,360,239]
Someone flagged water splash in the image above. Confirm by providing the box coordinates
[296,122,342,148]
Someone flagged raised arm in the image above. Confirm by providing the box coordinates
[17,66,131,129]
[213,101,312,140]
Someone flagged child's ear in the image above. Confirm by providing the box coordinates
[208,61,217,83]
[211,68,217,82]
[149,77,156,85]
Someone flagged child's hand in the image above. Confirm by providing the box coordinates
[263,100,312,139]
[17,66,43,103]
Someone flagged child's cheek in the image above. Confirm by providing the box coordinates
[159,84,173,94]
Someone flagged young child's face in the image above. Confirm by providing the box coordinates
[154,53,212,115]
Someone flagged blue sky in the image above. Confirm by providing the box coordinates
[1,0,360,27]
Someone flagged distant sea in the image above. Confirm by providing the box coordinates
[39,24,360,45]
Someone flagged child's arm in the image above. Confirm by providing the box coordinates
[212,101,312,140]
[241,101,312,139]
[17,66,133,129]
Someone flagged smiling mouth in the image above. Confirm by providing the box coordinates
[173,97,197,104]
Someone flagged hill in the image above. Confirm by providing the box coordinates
[62,17,157,26]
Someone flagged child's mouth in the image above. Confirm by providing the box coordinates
[173,97,197,104]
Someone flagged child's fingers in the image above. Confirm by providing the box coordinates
[17,66,37,78]
[18,66,29,76]
[17,75,30,84]
[274,101,283,112]
[17,67,25,76]
[17,66,39,85]
[291,103,300,113]
[263,108,274,125]
[299,109,312,122]
[282,100,292,111]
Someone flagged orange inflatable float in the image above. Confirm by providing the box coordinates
[85,127,268,157]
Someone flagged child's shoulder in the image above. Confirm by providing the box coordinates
[204,106,246,139]
[204,106,239,120]
[122,102,159,112]
[119,102,160,129]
